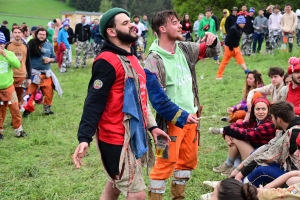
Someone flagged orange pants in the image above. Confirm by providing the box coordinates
[0,85,22,130]
[53,41,58,54]
[27,75,53,106]
[13,77,25,108]
[150,122,198,180]
[229,110,246,123]
[217,46,245,78]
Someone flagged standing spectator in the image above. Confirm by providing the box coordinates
[296,9,300,46]
[216,16,250,80]
[0,31,26,139]
[21,25,30,43]
[27,26,37,42]
[264,5,274,53]
[225,7,238,33]
[67,22,74,66]
[241,8,255,56]
[5,26,32,109]
[211,11,219,32]
[0,20,10,42]
[180,13,193,41]
[281,4,298,52]
[141,14,149,50]
[268,5,283,54]
[74,16,90,68]
[92,18,102,58]
[24,28,61,117]
[237,5,249,16]
[132,15,146,61]
[220,9,230,41]
[57,22,70,73]
[252,9,268,54]
[193,13,204,41]
[47,21,54,44]
[52,19,62,53]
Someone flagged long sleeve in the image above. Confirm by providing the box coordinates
[25,45,32,79]
[253,17,258,29]
[6,50,20,69]
[198,20,205,38]
[74,24,78,41]
[247,84,273,102]
[77,59,116,144]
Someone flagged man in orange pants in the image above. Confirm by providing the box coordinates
[216,16,250,80]
[145,10,221,199]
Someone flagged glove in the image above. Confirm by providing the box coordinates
[245,69,250,74]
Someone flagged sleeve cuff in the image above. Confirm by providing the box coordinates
[148,126,158,133]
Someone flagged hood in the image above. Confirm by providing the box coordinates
[296,9,300,16]
[149,39,177,58]
[287,116,300,129]
[223,9,230,18]
[101,40,133,56]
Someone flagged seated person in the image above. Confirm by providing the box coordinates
[221,70,264,123]
[284,72,292,86]
[210,97,276,176]
[230,101,300,187]
[245,67,285,121]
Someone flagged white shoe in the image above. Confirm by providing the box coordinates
[216,77,222,80]
[203,181,219,189]
[200,192,213,200]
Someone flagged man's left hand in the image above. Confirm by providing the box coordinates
[150,128,171,144]
[201,32,217,46]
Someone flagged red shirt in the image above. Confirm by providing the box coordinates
[286,83,300,115]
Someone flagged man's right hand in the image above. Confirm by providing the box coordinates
[186,114,199,124]
[72,142,89,169]
[74,42,77,46]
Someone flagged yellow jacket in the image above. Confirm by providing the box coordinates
[220,9,230,34]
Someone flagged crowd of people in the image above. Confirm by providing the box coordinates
[1,3,300,200]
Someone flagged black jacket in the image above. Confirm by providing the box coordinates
[225,15,237,33]
[212,15,219,32]
[67,27,74,44]
[242,16,254,34]
[225,24,241,50]
[0,25,10,43]
[74,23,90,42]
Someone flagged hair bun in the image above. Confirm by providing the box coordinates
[242,183,259,200]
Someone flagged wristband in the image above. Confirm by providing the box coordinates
[236,166,240,171]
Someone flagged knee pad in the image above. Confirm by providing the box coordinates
[172,170,191,185]
[149,180,166,194]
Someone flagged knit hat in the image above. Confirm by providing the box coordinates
[63,21,69,27]
[31,26,38,32]
[249,7,255,13]
[287,57,300,74]
[236,16,246,24]
[0,31,6,44]
[99,7,130,39]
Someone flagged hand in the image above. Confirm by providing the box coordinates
[43,57,51,64]
[236,104,241,110]
[289,31,294,34]
[257,185,265,197]
[224,135,234,146]
[74,42,78,46]
[200,32,217,46]
[26,79,31,87]
[234,172,244,181]
[229,168,240,178]
[261,24,265,27]
[0,48,7,58]
[227,107,233,114]
[72,142,89,169]
[186,114,199,124]
[244,111,250,122]
[256,27,260,30]
[151,128,171,144]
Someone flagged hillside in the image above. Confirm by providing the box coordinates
[0,0,75,27]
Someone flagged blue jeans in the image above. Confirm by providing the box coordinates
[252,32,264,53]
[246,163,285,187]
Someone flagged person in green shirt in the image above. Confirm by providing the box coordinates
[47,21,54,44]
[0,32,27,140]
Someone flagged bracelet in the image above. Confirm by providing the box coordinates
[236,166,240,171]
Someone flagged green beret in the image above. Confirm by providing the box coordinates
[100,7,130,40]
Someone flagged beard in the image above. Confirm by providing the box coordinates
[115,28,138,44]
[292,74,300,86]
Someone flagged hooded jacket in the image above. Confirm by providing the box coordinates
[268,12,283,30]
[220,9,230,34]
[225,14,237,33]
[225,24,242,50]
[198,17,216,38]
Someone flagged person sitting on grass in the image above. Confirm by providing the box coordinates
[220,70,264,123]
[209,97,276,177]
[201,133,300,200]
[229,101,300,187]
[284,72,292,85]
[244,67,285,121]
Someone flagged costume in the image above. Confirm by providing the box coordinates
[5,39,31,108]
[240,117,300,187]
[145,37,220,198]
[24,39,61,116]
[74,22,90,68]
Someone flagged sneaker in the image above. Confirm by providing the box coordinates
[22,110,31,118]
[209,127,221,134]
[215,60,220,65]
[213,162,232,173]
[220,117,230,122]
[200,192,212,200]
[216,77,222,80]
[221,166,235,176]
[16,130,27,138]
[60,67,67,73]
[45,111,54,115]
[203,181,219,189]
[82,65,86,68]
[0,134,3,140]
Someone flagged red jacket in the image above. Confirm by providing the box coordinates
[286,83,300,115]
[56,42,66,68]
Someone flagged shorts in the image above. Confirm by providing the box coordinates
[98,140,146,196]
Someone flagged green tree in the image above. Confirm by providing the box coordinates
[67,0,76,7]
[75,0,101,11]
[100,0,113,13]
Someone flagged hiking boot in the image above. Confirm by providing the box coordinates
[203,181,219,189]
[213,162,232,173]
[23,110,31,118]
[221,166,235,176]
[0,133,3,140]
[16,130,27,138]
[200,192,212,200]
[220,117,230,122]
[209,127,221,134]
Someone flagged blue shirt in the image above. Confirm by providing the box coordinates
[30,42,56,70]
[57,28,70,49]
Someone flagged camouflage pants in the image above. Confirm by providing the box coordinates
[61,49,70,69]
[268,30,282,53]
[241,33,253,56]
[265,30,272,53]
[93,40,103,58]
[75,40,89,68]
[297,29,300,46]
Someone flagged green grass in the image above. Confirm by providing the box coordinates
[0,30,299,199]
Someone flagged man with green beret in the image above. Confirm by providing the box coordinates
[72,7,169,199]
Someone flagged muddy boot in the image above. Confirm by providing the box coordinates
[148,191,162,200]
[171,182,186,200]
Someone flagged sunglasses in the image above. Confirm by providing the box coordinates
[223,12,227,14]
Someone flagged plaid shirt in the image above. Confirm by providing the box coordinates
[223,118,276,148]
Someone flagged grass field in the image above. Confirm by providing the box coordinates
[0,29,300,199]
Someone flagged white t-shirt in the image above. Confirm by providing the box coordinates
[132,22,145,36]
